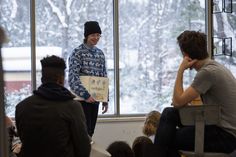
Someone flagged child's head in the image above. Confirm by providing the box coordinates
[132,136,153,157]
[107,141,134,157]
[142,110,161,136]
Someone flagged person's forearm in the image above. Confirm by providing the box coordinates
[172,68,185,107]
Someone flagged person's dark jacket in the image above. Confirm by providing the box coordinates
[15,83,91,157]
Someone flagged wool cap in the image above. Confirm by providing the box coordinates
[84,21,102,37]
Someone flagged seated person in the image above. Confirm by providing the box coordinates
[142,110,161,142]
[154,30,236,156]
[106,141,134,157]
[132,136,153,157]
[15,55,91,157]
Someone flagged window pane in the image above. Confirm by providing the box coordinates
[0,0,31,117]
[35,0,114,114]
[119,0,206,114]
[213,1,236,77]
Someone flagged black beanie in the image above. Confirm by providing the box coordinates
[84,21,102,37]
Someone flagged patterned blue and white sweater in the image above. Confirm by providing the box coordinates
[68,43,107,100]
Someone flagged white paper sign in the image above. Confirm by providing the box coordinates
[73,76,109,102]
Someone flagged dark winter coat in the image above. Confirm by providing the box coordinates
[15,83,91,157]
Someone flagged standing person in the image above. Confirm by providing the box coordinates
[15,55,91,157]
[154,30,236,156]
[68,21,108,137]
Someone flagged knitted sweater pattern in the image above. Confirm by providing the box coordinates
[68,43,107,99]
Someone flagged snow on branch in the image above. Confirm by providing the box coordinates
[10,0,17,18]
[66,0,73,16]
[47,0,68,28]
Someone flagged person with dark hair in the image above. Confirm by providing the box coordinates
[15,55,91,157]
[107,141,134,157]
[132,136,153,157]
[68,21,108,137]
[154,30,236,156]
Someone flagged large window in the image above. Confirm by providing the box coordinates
[0,0,31,116]
[35,0,114,115]
[119,0,205,114]
[212,0,236,76]
[1,0,207,117]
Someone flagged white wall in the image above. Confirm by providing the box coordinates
[92,118,145,149]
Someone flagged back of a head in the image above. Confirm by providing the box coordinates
[177,30,208,60]
[107,141,134,157]
[40,55,66,84]
[143,110,161,137]
[132,136,153,157]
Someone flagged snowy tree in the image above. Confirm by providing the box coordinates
[3,0,236,115]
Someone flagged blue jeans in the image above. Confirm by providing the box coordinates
[154,107,236,157]
[80,101,99,137]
